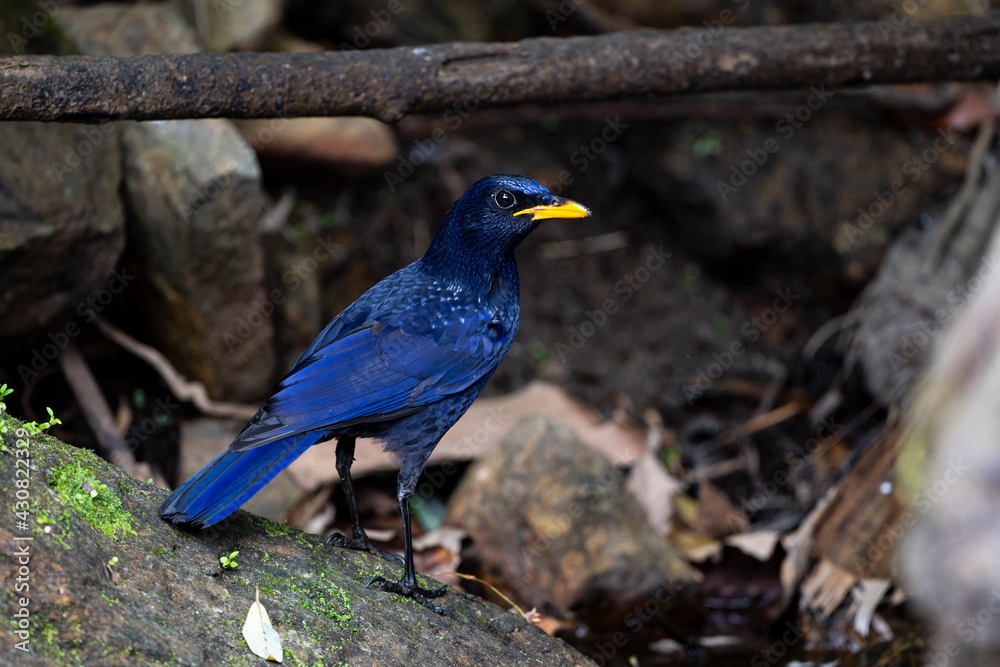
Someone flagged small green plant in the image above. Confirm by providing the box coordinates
[0,383,13,407]
[660,444,683,472]
[220,550,240,570]
[529,341,550,369]
[0,385,62,436]
[49,461,136,540]
[107,556,119,567]
[693,130,723,158]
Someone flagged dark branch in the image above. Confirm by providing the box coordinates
[1,14,998,122]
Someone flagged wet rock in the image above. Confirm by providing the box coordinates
[120,119,274,401]
[0,418,594,666]
[59,3,201,54]
[0,122,125,338]
[59,4,275,401]
[446,415,700,625]
[235,117,398,174]
[172,0,284,51]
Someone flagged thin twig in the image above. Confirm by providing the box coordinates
[922,114,998,274]
[58,341,143,478]
[94,317,258,421]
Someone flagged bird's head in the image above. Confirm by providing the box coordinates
[428,175,591,264]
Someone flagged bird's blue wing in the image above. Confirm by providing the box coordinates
[231,304,510,451]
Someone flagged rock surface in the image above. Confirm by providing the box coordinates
[899,225,1000,667]
[58,3,276,401]
[235,116,399,173]
[120,118,275,401]
[0,121,125,338]
[173,0,285,51]
[446,416,700,625]
[0,417,594,666]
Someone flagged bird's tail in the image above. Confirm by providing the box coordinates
[159,431,323,528]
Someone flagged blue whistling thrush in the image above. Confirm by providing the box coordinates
[159,174,591,612]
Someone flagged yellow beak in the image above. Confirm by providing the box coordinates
[514,198,592,221]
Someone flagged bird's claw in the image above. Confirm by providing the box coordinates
[326,531,405,565]
[367,575,452,615]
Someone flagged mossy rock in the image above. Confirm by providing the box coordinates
[0,416,593,665]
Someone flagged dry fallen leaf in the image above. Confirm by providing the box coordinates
[696,478,749,539]
[413,526,466,587]
[627,446,682,536]
[725,530,782,562]
[243,587,282,663]
[286,381,647,487]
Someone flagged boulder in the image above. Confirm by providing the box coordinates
[59,3,276,401]
[0,416,594,665]
[0,121,125,338]
[447,416,700,626]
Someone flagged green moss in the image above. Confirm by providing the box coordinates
[299,575,352,624]
[42,622,58,644]
[248,563,354,628]
[260,518,294,539]
[151,545,177,557]
[48,461,136,540]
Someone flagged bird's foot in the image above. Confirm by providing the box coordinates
[326,531,405,566]
[367,575,451,615]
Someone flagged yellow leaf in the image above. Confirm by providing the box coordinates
[243,587,283,663]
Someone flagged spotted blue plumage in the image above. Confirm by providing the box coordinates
[159,174,590,611]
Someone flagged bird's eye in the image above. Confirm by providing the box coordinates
[494,190,516,209]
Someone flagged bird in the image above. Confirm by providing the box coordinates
[159,174,591,613]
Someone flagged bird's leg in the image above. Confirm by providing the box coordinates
[367,472,450,614]
[326,436,403,565]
